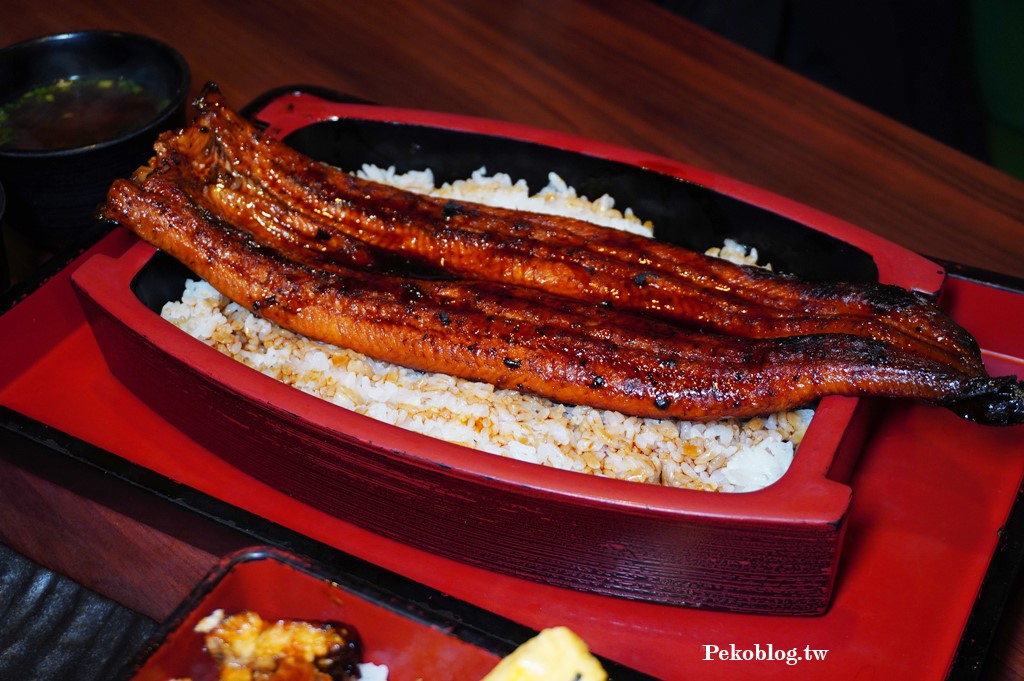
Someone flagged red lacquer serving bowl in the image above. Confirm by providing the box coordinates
[72,87,947,616]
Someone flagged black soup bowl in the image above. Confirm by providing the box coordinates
[0,31,190,251]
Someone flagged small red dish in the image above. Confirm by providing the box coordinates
[121,546,632,680]
[73,88,947,616]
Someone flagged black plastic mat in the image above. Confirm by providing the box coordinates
[0,542,157,681]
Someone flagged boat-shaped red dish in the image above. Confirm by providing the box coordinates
[71,87,947,616]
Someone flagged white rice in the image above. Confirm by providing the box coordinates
[160,166,812,492]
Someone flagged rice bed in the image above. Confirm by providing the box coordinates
[160,166,813,493]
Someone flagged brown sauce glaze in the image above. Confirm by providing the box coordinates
[100,174,1024,425]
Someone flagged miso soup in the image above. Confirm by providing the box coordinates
[0,76,167,151]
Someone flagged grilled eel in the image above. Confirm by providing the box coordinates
[100,173,1024,425]
[159,88,984,377]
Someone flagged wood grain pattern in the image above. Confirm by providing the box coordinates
[0,430,242,620]
[2,0,1022,279]
[2,1,1023,677]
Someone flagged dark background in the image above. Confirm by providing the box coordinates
[655,0,1024,179]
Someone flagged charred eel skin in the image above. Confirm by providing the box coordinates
[100,173,1024,425]
[169,89,986,377]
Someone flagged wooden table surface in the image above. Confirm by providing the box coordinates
[2,2,1023,679]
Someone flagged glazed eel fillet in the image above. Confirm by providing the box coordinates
[171,90,986,377]
[101,170,1024,425]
